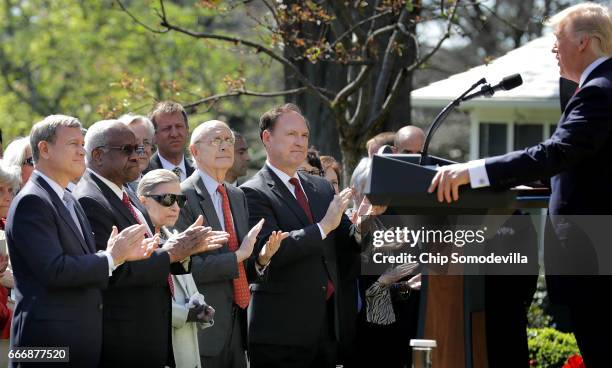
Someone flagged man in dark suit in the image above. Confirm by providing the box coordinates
[74,119,228,367]
[428,3,612,366]
[241,104,372,368]
[6,115,155,367]
[175,120,285,368]
[145,101,195,181]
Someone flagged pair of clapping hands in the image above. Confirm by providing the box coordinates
[104,215,230,265]
[105,215,290,267]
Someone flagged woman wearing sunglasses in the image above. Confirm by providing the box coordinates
[137,169,214,368]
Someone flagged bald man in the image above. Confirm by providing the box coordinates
[174,120,283,368]
[393,125,425,154]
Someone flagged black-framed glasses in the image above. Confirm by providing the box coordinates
[297,168,323,177]
[23,157,34,166]
[144,193,186,207]
[400,150,422,154]
[97,144,145,155]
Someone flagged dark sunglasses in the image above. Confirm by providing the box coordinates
[98,144,145,156]
[23,157,34,166]
[297,168,324,177]
[144,193,186,207]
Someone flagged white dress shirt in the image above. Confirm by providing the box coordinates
[88,169,153,236]
[35,170,117,276]
[158,153,188,182]
[197,169,234,232]
[467,57,611,189]
[266,161,327,239]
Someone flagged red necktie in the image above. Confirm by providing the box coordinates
[288,178,334,300]
[122,192,174,297]
[217,184,250,309]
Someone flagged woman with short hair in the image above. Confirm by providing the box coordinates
[137,169,214,368]
[2,137,33,187]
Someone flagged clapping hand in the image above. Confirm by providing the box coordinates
[257,230,289,266]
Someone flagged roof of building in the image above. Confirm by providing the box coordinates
[412,34,560,109]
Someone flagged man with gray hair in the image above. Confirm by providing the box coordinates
[74,119,229,367]
[175,120,286,368]
[5,115,156,367]
[428,3,612,364]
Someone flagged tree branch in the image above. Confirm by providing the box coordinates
[370,8,408,120]
[329,9,393,52]
[332,65,371,108]
[183,86,309,110]
[149,0,331,106]
[114,0,169,34]
[404,0,460,74]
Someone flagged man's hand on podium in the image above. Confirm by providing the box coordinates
[428,163,471,203]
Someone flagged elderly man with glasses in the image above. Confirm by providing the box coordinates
[175,120,286,368]
[73,119,230,367]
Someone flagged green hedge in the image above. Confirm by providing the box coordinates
[527,328,580,368]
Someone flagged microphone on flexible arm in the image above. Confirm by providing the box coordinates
[419,73,523,165]
[460,73,523,102]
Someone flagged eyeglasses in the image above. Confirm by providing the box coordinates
[297,168,323,177]
[208,137,235,147]
[23,157,34,166]
[97,144,145,155]
[144,193,186,207]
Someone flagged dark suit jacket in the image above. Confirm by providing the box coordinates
[144,152,195,178]
[6,172,109,367]
[73,170,188,367]
[240,165,359,347]
[174,171,250,357]
[484,58,612,302]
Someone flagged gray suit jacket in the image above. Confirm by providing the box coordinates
[174,171,250,357]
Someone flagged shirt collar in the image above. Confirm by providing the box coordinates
[88,168,124,200]
[579,56,609,87]
[34,170,66,201]
[266,160,299,185]
[158,152,186,174]
[197,169,223,198]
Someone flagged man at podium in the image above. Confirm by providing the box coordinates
[427,3,612,366]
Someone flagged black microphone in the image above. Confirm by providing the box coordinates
[461,73,523,101]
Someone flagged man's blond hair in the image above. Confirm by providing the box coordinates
[546,2,612,56]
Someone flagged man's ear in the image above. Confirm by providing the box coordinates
[189,144,198,159]
[90,147,104,166]
[578,34,590,51]
[37,141,50,160]
[262,129,271,148]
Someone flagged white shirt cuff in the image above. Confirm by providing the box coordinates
[101,251,120,276]
[467,159,491,189]
[317,223,327,240]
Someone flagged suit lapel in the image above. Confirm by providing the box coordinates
[126,186,154,231]
[263,166,310,227]
[73,201,97,253]
[88,172,138,227]
[192,176,223,230]
[33,174,90,254]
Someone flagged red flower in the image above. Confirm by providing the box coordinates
[563,354,585,368]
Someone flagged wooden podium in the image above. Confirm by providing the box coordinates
[365,153,547,368]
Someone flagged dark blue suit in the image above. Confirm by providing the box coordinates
[6,172,109,367]
[73,170,188,367]
[484,58,612,366]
